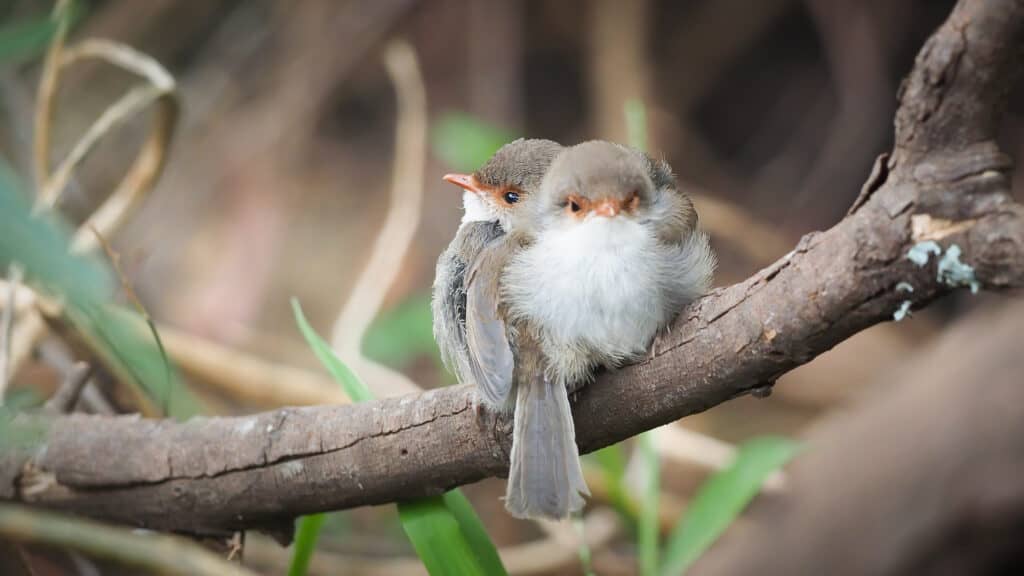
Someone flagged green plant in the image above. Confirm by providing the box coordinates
[0,1,86,64]
[362,292,442,371]
[660,436,800,575]
[0,162,199,419]
[431,112,516,173]
[290,300,508,576]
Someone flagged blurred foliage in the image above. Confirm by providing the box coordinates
[574,516,596,576]
[624,98,647,155]
[292,298,373,402]
[431,112,516,172]
[0,162,199,419]
[362,292,442,372]
[588,444,633,519]
[0,164,111,303]
[0,407,47,450]
[398,493,503,576]
[638,432,661,576]
[0,16,55,63]
[3,387,42,411]
[72,304,199,418]
[291,300,508,576]
[288,512,326,576]
[660,437,801,575]
[0,1,87,64]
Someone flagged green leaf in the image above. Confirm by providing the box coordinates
[71,304,199,419]
[625,98,648,152]
[0,1,87,64]
[439,491,508,576]
[660,436,801,576]
[432,112,517,172]
[0,164,111,306]
[288,513,327,576]
[291,298,508,576]
[398,496,491,576]
[362,292,440,369]
[288,300,373,574]
[0,16,57,64]
[588,443,635,519]
[638,432,660,576]
[290,298,373,403]
[0,407,48,450]
[573,516,596,576]
[0,163,197,420]
[3,388,43,411]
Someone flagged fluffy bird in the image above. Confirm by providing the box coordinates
[497,140,715,518]
[436,139,713,520]
[432,138,562,407]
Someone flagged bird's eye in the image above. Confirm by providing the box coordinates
[569,200,581,213]
[627,189,641,211]
[503,191,520,204]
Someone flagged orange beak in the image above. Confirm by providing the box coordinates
[443,173,486,195]
[592,198,622,218]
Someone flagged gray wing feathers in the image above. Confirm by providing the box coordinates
[432,222,504,389]
[464,242,516,408]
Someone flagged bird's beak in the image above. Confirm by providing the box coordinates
[592,198,622,218]
[443,173,486,195]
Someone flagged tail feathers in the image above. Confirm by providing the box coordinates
[504,374,590,519]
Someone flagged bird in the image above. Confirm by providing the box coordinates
[431,138,562,408]
[490,140,716,519]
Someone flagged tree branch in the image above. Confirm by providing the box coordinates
[691,299,1024,576]
[1,0,1023,537]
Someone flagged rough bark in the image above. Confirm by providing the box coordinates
[1,0,1023,538]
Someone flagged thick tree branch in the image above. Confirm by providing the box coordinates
[1,0,1023,537]
[692,299,1024,576]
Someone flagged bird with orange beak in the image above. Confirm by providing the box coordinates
[436,139,714,520]
[431,138,562,407]
[491,140,715,518]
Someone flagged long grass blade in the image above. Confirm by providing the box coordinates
[660,436,800,575]
[291,298,508,576]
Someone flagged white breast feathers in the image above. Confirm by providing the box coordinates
[504,216,706,375]
[461,192,494,223]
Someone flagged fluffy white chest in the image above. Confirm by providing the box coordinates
[505,218,670,365]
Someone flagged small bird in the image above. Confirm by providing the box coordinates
[431,138,562,406]
[494,140,716,518]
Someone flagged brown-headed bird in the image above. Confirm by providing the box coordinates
[431,138,562,407]
[465,140,715,519]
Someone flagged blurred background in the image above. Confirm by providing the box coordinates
[1,0,1023,574]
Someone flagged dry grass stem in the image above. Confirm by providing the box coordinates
[157,324,351,407]
[0,504,257,576]
[15,28,180,381]
[0,281,349,409]
[329,39,426,398]
[0,266,24,404]
[31,0,72,196]
[42,361,92,414]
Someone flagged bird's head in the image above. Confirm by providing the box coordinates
[533,141,656,234]
[443,138,563,232]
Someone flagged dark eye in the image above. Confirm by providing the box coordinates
[569,200,581,213]
[503,191,520,204]
[627,189,641,210]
